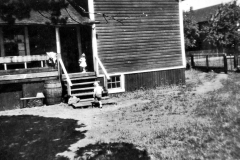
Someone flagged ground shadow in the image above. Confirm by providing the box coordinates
[75,142,151,160]
[0,115,86,160]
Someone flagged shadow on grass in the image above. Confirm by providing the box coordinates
[75,142,151,160]
[0,115,86,160]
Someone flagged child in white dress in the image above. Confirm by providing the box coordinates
[79,53,87,72]
[93,81,103,108]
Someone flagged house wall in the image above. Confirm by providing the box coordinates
[0,83,23,111]
[0,82,45,111]
[93,0,183,73]
[0,78,58,111]
[125,68,185,91]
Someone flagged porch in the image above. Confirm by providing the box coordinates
[0,25,110,110]
[0,0,115,111]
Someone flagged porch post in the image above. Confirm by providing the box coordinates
[24,26,30,56]
[55,27,62,79]
[0,27,5,57]
[88,0,99,76]
[55,27,61,56]
[76,26,82,57]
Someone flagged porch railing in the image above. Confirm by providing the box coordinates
[94,55,110,91]
[0,55,48,70]
[58,57,72,95]
[95,55,110,80]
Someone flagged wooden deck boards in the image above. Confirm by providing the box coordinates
[72,99,117,108]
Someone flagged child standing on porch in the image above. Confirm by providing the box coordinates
[79,53,87,72]
[93,81,103,108]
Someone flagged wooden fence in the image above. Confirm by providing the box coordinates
[190,54,228,73]
[189,54,240,73]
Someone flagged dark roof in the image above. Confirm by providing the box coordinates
[0,3,93,25]
[192,4,221,23]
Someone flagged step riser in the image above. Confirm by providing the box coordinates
[72,81,100,86]
[62,72,96,80]
[71,84,95,90]
[72,92,94,97]
[71,87,95,92]
[72,95,95,101]
[71,90,94,95]
[70,76,97,81]
[64,78,96,85]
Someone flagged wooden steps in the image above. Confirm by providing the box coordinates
[70,76,97,81]
[62,72,95,80]
[72,81,99,86]
[63,72,97,100]
[72,92,94,97]
[62,72,112,108]
[71,87,95,92]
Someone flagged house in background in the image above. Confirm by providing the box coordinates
[191,4,220,28]
[189,4,221,51]
[0,0,186,111]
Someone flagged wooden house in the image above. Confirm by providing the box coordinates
[0,0,186,110]
[190,5,220,51]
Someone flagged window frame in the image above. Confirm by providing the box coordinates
[2,26,26,57]
[106,74,125,93]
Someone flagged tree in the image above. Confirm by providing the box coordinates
[183,10,199,50]
[203,0,240,51]
[0,0,69,24]
[0,0,128,25]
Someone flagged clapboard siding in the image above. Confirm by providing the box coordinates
[105,62,183,74]
[125,68,185,91]
[94,0,182,73]
[98,43,180,50]
[102,55,182,63]
[97,30,180,35]
[101,52,181,60]
[98,33,180,39]
[99,45,181,53]
[98,36,180,44]
[98,40,180,47]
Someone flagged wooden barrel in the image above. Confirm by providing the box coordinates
[44,80,62,105]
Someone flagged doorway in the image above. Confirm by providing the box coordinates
[60,27,79,73]
[60,26,94,74]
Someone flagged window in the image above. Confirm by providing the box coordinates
[3,26,26,56]
[107,74,125,93]
[108,76,121,89]
[28,26,56,55]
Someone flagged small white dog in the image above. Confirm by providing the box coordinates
[46,52,57,64]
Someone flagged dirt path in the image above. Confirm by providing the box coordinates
[0,98,150,159]
[195,73,228,94]
[186,70,228,94]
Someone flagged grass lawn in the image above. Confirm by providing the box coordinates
[79,70,240,159]
[1,70,240,160]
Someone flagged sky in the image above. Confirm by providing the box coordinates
[181,0,238,11]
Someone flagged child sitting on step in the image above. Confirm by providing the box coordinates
[93,81,103,108]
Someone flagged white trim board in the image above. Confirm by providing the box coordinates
[98,65,185,77]
[179,0,187,66]
[88,0,99,76]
